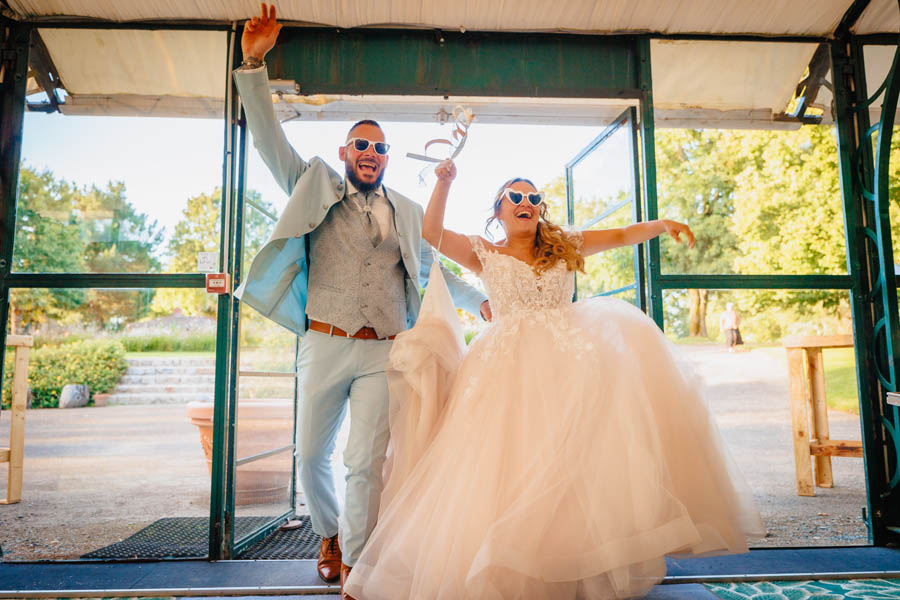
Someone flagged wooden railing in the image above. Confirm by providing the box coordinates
[783,334,862,497]
[1,334,32,505]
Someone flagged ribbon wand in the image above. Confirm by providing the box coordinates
[407,106,474,183]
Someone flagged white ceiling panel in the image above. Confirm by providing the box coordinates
[38,28,227,98]
[854,0,900,35]
[19,5,893,129]
[864,44,900,123]
[11,0,853,36]
[651,40,817,113]
[28,33,824,128]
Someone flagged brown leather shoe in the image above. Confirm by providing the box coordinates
[316,535,341,583]
[340,563,355,600]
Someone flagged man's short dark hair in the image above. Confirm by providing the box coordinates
[347,119,384,138]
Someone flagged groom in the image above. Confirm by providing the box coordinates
[235,4,488,597]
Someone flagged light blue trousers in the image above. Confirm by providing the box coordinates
[296,330,392,566]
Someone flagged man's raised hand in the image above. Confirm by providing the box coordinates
[242,3,282,61]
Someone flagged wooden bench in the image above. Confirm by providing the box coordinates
[783,334,862,497]
[1,334,33,505]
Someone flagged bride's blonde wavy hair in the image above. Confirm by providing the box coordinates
[485,177,585,275]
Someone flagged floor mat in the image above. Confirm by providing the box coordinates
[82,516,318,560]
[238,517,320,559]
[707,579,900,599]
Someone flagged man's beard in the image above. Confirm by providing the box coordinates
[346,162,385,193]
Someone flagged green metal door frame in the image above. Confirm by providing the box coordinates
[0,22,242,561]
[831,27,900,545]
[1,14,900,557]
[565,107,646,308]
[223,27,298,556]
[638,37,663,326]
[0,18,32,356]
[208,25,240,561]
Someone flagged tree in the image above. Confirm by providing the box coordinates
[10,167,169,332]
[10,167,86,333]
[76,181,164,328]
[654,129,754,336]
[151,188,275,317]
[730,127,847,314]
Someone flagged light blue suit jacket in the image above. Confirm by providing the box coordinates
[233,67,486,336]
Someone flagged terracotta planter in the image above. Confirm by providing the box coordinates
[186,399,294,506]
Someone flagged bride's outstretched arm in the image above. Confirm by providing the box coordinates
[580,220,695,257]
[422,159,483,273]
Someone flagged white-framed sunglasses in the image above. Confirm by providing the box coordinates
[502,188,543,207]
[346,137,390,155]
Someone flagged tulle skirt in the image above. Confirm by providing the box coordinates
[345,284,763,599]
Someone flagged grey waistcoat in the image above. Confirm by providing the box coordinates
[306,197,407,339]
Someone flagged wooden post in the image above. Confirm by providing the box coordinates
[783,334,861,496]
[806,347,834,488]
[1,334,32,505]
[788,347,815,496]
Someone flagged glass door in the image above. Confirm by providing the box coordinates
[565,108,646,310]
[209,44,300,558]
[228,196,299,556]
[223,108,300,558]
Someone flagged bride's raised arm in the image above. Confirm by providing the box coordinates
[422,159,483,273]
[579,220,695,257]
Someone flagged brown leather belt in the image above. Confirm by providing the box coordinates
[308,319,396,340]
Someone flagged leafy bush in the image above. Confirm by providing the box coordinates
[2,339,128,408]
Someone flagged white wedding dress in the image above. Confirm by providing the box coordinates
[344,235,763,599]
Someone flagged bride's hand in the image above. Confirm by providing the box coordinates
[435,159,457,183]
[662,220,695,249]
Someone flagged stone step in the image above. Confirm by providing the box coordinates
[127,358,216,367]
[116,379,292,390]
[119,374,217,385]
[107,392,214,405]
[108,393,294,405]
[109,357,296,405]
[126,357,288,368]
[125,366,216,376]
[113,383,215,394]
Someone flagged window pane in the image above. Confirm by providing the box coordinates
[657,126,848,276]
[16,112,224,274]
[1,288,215,560]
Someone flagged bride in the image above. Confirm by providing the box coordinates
[344,159,763,599]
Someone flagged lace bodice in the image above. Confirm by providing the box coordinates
[469,235,576,320]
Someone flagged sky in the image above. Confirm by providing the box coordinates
[20,110,633,262]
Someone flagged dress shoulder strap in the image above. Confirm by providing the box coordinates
[467,235,489,263]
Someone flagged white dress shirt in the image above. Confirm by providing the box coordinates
[345,179,394,241]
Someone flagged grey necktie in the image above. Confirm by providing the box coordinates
[360,192,382,247]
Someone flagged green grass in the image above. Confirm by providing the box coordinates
[755,346,859,414]
[821,347,860,414]
[668,335,719,345]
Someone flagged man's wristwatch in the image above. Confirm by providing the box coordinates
[240,56,265,70]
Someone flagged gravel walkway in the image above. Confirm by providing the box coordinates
[0,345,868,561]
[682,344,868,548]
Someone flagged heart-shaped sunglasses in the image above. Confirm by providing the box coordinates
[502,188,543,207]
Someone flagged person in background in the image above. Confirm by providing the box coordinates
[720,302,743,352]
